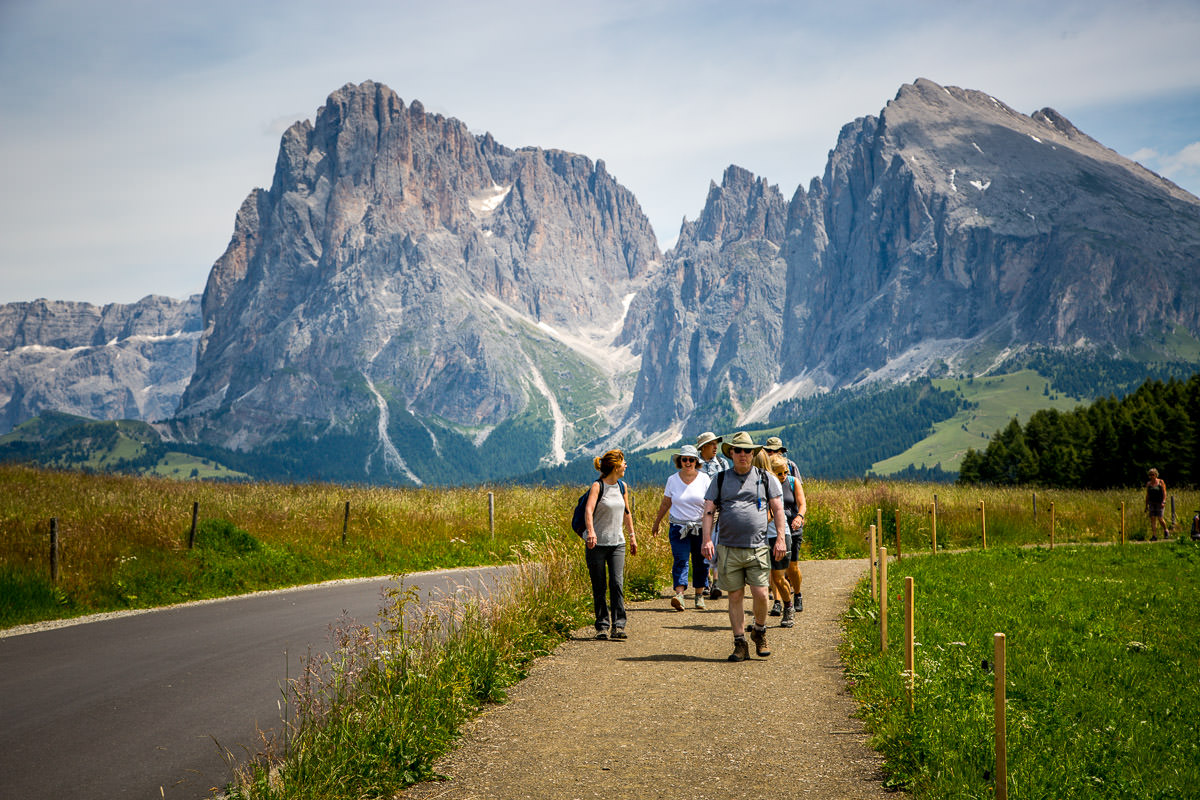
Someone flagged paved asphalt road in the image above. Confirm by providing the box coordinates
[0,566,512,799]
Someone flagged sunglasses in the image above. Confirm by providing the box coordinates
[731,447,753,454]
[679,457,698,463]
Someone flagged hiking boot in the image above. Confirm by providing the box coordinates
[750,626,771,657]
[671,593,684,611]
[769,600,783,616]
[709,587,723,600]
[728,637,749,662]
[794,592,803,612]
[780,605,795,627]
[611,629,627,640]
[595,629,609,640]
[694,595,706,610]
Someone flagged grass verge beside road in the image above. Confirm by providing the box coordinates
[842,543,1200,798]
[224,537,591,799]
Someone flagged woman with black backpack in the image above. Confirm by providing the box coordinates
[582,449,638,639]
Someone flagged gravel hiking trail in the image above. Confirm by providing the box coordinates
[401,557,899,800]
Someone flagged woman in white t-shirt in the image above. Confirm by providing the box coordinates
[651,444,713,610]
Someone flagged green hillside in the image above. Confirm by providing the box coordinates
[0,415,249,481]
[871,370,1081,475]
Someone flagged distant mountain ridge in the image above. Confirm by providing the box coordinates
[3,78,1199,484]
[627,78,1200,439]
[0,295,201,432]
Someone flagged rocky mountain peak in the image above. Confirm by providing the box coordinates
[176,80,661,476]
[690,165,788,246]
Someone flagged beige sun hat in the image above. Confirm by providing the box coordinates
[763,436,787,453]
[695,431,722,449]
[720,431,763,458]
[673,444,702,469]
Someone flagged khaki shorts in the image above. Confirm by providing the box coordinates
[716,545,770,591]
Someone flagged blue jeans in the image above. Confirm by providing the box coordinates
[585,543,626,631]
[669,524,709,591]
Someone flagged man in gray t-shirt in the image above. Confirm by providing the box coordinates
[701,432,787,662]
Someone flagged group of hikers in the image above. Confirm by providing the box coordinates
[579,431,807,663]
[579,434,1192,662]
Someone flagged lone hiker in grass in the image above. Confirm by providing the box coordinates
[700,431,788,662]
[583,449,637,640]
[1145,467,1170,540]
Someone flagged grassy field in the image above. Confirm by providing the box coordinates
[0,464,677,628]
[4,464,1193,628]
[842,543,1200,798]
[873,370,1083,475]
[4,464,1198,798]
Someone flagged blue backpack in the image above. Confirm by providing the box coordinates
[570,479,627,537]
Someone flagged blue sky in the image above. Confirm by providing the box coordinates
[1,0,1198,305]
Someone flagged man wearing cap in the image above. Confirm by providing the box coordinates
[695,431,730,598]
[763,436,807,614]
[763,436,800,478]
[700,431,788,662]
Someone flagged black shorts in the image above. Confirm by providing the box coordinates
[789,525,803,561]
[768,536,790,571]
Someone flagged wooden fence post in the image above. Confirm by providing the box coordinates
[869,524,878,602]
[895,508,902,561]
[342,501,350,545]
[980,500,987,549]
[50,517,59,584]
[995,632,1008,800]
[905,576,915,710]
[930,502,938,554]
[879,546,888,652]
[1032,492,1038,523]
[188,502,199,549]
[488,491,495,539]
[1120,501,1126,545]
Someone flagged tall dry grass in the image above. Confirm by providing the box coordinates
[3,464,1190,626]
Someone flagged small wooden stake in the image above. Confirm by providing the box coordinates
[50,517,59,584]
[1032,491,1037,523]
[879,546,888,652]
[342,501,350,545]
[1120,501,1126,545]
[1050,502,1056,549]
[188,502,199,549]
[488,491,495,539]
[930,502,938,554]
[980,500,987,549]
[905,576,915,710]
[869,524,878,602]
[994,632,1008,800]
[895,508,902,561]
